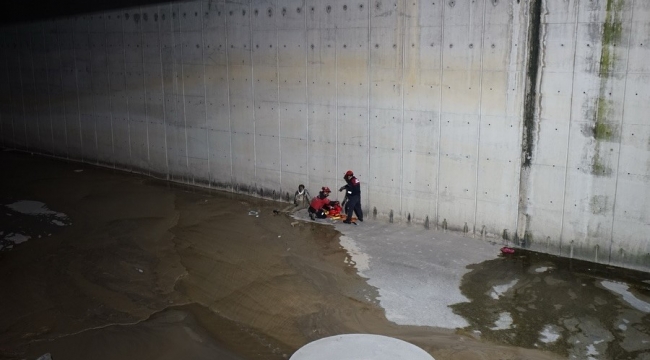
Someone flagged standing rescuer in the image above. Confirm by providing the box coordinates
[340,170,363,224]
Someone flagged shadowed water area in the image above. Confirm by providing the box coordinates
[452,250,650,359]
[0,150,647,360]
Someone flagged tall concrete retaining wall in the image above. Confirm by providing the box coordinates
[0,0,648,271]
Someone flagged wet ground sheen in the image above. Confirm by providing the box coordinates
[1,150,647,360]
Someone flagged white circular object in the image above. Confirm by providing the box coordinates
[290,334,434,360]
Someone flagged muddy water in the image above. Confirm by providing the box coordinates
[0,151,560,360]
[452,250,650,359]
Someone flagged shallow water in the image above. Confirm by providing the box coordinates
[452,250,650,359]
[1,151,646,360]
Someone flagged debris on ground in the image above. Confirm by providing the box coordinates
[500,247,515,254]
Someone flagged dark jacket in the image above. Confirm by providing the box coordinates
[342,176,361,197]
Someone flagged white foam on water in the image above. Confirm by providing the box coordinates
[490,279,518,300]
[6,233,31,244]
[7,200,60,216]
[5,200,70,226]
[338,235,370,274]
[539,324,561,343]
[586,343,599,356]
[490,312,513,330]
[601,280,650,313]
[535,266,550,273]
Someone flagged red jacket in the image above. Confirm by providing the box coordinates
[309,195,330,210]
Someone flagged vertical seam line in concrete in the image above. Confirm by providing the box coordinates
[28,32,41,149]
[225,3,234,188]
[5,29,15,142]
[44,24,56,150]
[57,23,69,157]
[121,12,133,167]
[435,1,445,228]
[274,4,280,193]
[368,0,373,214]
[517,0,543,242]
[170,6,178,177]
[399,0,406,219]
[17,27,29,150]
[4,32,14,144]
[306,0,310,193]
[4,33,15,146]
[158,5,170,178]
[73,22,83,160]
[89,19,98,163]
[473,0,488,236]
[512,1,528,239]
[250,1,258,189]
[277,7,281,191]
[140,7,151,170]
[608,0,636,262]
[179,6,190,175]
[335,25,339,193]
[104,14,116,168]
[0,51,3,148]
[559,0,581,253]
[201,1,211,186]
[0,32,3,148]
[0,33,5,148]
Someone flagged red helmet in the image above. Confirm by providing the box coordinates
[345,170,354,177]
[321,186,331,193]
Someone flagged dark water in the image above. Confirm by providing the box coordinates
[0,150,647,360]
[453,250,650,359]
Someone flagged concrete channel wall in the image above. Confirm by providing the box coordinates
[0,0,648,271]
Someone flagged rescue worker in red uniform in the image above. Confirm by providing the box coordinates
[339,170,363,224]
[308,187,337,220]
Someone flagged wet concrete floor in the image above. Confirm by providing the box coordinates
[0,151,648,360]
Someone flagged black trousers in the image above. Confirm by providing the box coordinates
[345,195,363,222]
[308,206,327,219]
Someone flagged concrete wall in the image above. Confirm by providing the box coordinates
[0,0,648,271]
